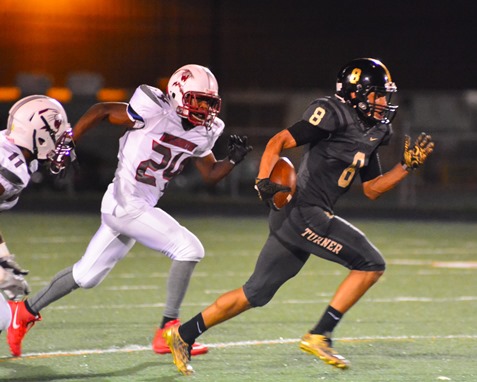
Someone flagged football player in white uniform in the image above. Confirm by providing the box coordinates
[0,95,75,333]
[7,64,252,357]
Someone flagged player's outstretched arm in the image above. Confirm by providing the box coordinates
[362,163,409,200]
[193,153,234,185]
[363,133,435,200]
[193,135,252,185]
[73,102,134,142]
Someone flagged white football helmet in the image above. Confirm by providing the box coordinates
[167,64,222,129]
[6,95,75,173]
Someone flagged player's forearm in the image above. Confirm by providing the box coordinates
[72,104,106,141]
[362,163,409,200]
[73,102,130,142]
[202,159,235,185]
[257,130,296,179]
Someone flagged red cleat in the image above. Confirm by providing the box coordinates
[152,319,208,356]
[7,300,41,357]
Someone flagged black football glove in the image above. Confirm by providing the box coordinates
[254,178,291,210]
[0,254,29,276]
[402,132,435,170]
[227,135,253,165]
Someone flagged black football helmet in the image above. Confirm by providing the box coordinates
[336,58,398,126]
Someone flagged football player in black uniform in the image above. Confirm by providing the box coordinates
[164,58,435,375]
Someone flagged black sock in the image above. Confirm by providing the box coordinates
[179,313,207,345]
[310,305,343,337]
[160,316,177,329]
[24,300,38,316]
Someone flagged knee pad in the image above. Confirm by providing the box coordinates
[243,282,276,308]
[73,264,110,289]
[352,250,386,272]
[75,276,100,289]
[171,231,205,262]
[356,258,386,272]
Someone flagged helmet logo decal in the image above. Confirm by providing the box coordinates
[180,71,192,82]
[171,70,193,97]
[39,108,61,133]
[38,108,62,145]
[349,68,362,84]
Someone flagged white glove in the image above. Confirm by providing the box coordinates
[0,267,30,300]
[0,254,29,275]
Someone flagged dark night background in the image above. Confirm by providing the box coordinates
[1,0,475,91]
[0,0,476,216]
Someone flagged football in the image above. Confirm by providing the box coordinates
[269,157,297,209]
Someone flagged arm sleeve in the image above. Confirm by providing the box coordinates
[287,120,330,146]
[360,151,383,182]
[287,98,342,146]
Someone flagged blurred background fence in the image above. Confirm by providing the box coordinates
[1,87,476,219]
[1,0,476,219]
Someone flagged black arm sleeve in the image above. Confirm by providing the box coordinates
[287,120,330,146]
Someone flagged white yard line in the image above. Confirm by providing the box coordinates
[43,294,477,311]
[1,334,476,361]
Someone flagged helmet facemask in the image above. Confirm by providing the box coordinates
[354,83,398,125]
[180,91,221,129]
[46,129,76,175]
[167,64,222,130]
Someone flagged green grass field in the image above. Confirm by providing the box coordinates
[0,212,476,381]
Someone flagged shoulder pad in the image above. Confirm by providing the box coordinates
[128,85,172,125]
[302,96,354,132]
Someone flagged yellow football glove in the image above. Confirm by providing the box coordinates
[402,132,435,170]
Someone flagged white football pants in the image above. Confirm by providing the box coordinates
[72,206,204,289]
[0,293,11,330]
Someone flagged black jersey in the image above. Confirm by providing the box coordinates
[288,96,392,213]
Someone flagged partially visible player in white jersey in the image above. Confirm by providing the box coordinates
[0,95,76,334]
[7,64,252,357]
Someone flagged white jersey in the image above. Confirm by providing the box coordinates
[0,131,38,212]
[101,85,225,215]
